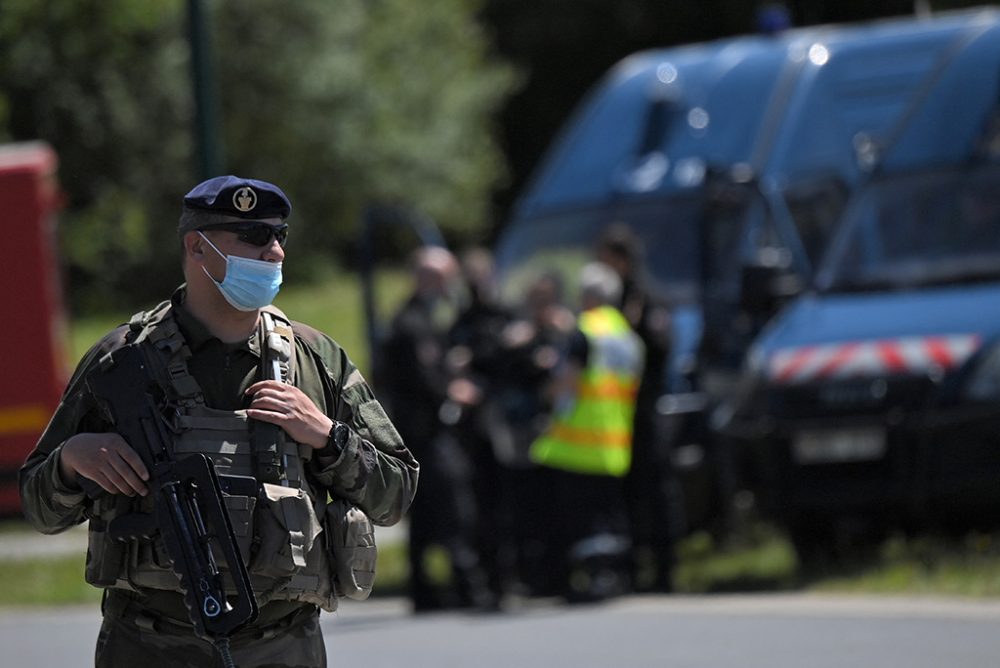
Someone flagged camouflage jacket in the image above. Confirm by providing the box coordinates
[19,286,419,536]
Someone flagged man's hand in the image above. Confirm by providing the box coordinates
[60,433,149,496]
[245,380,334,450]
[448,378,483,407]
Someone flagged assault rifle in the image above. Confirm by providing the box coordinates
[85,343,258,667]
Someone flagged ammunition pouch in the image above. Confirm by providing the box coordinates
[325,498,377,601]
[85,494,136,589]
[251,483,322,579]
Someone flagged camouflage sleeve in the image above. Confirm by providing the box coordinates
[294,325,419,527]
[18,325,129,534]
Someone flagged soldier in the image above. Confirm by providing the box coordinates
[19,176,418,667]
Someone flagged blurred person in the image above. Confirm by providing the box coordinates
[19,176,418,667]
[596,222,679,593]
[379,245,487,612]
[441,247,515,609]
[529,261,645,602]
[492,271,576,596]
[496,271,576,462]
[379,246,461,459]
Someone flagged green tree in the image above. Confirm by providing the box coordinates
[215,0,517,277]
[0,0,516,311]
[0,0,193,311]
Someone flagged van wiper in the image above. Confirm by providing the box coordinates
[937,265,1000,286]
[823,276,905,294]
[825,259,1000,294]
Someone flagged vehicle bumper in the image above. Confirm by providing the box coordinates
[735,403,1000,525]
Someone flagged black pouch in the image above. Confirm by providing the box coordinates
[85,494,140,587]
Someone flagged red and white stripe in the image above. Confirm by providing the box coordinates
[767,334,982,384]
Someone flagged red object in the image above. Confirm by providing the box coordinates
[768,334,982,384]
[0,142,68,515]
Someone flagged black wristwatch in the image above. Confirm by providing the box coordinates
[322,421,350,457]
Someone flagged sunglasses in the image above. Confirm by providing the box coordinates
[200,222,289,247]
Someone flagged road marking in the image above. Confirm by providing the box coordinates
[614,593,1000,621]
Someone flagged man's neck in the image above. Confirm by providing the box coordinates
[184,285,259,343]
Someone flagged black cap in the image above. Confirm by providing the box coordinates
[179,175,291,235]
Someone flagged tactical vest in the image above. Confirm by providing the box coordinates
[530,306,644,477]
[84,301,338,611]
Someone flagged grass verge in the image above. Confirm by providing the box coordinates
[0,526,408,608]
[0,553,103,607]
[8,523,1000,607]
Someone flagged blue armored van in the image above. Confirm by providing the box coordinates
[720,9,1000,555]
[493,7,1000,534]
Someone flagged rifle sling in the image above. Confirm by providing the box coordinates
[251,309,297,485]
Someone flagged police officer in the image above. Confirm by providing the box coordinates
[596,222,678,593]
[529,261,644,601]
[19,176,418,667]
[378,246,486,612]
[494,271,575,596]
[442,247,514,609]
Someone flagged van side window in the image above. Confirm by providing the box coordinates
[783,177,849,267]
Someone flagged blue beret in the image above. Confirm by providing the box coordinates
[182,175,291,220]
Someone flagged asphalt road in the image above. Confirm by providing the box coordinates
[5,593,1000,667]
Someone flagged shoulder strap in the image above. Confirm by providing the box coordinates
[254,306,300,485]
[126,300,172,343]
[130,301,205,405]
[259,305,297,385]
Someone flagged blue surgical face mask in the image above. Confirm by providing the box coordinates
[199,232,283,311]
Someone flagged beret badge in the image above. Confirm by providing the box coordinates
[233,186,257,213]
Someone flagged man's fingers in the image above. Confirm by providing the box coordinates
[88,470,124,497]
[63,434,150,497]
[245,380,283,395]
[248,392,284,409]
[247,390,289,409]
[106,451,149,496]
[114,444,150,482]
[245,383,327,449]
[90,462,141,497]
[246,408,288,425]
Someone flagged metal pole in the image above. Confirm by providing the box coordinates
[188,0,225,180]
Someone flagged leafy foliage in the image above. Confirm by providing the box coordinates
[214,0,517,262]
[0,0,515,312]
[0,0,192,312]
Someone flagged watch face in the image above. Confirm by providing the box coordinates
[333,423,349,448]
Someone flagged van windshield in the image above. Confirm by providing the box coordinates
[816,164,1000,293]
[495,194,745,307]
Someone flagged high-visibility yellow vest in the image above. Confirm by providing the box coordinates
[530,305,644,477]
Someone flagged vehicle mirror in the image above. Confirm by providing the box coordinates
[706,171,753,208]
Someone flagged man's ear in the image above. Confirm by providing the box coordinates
[184,231,206,261]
